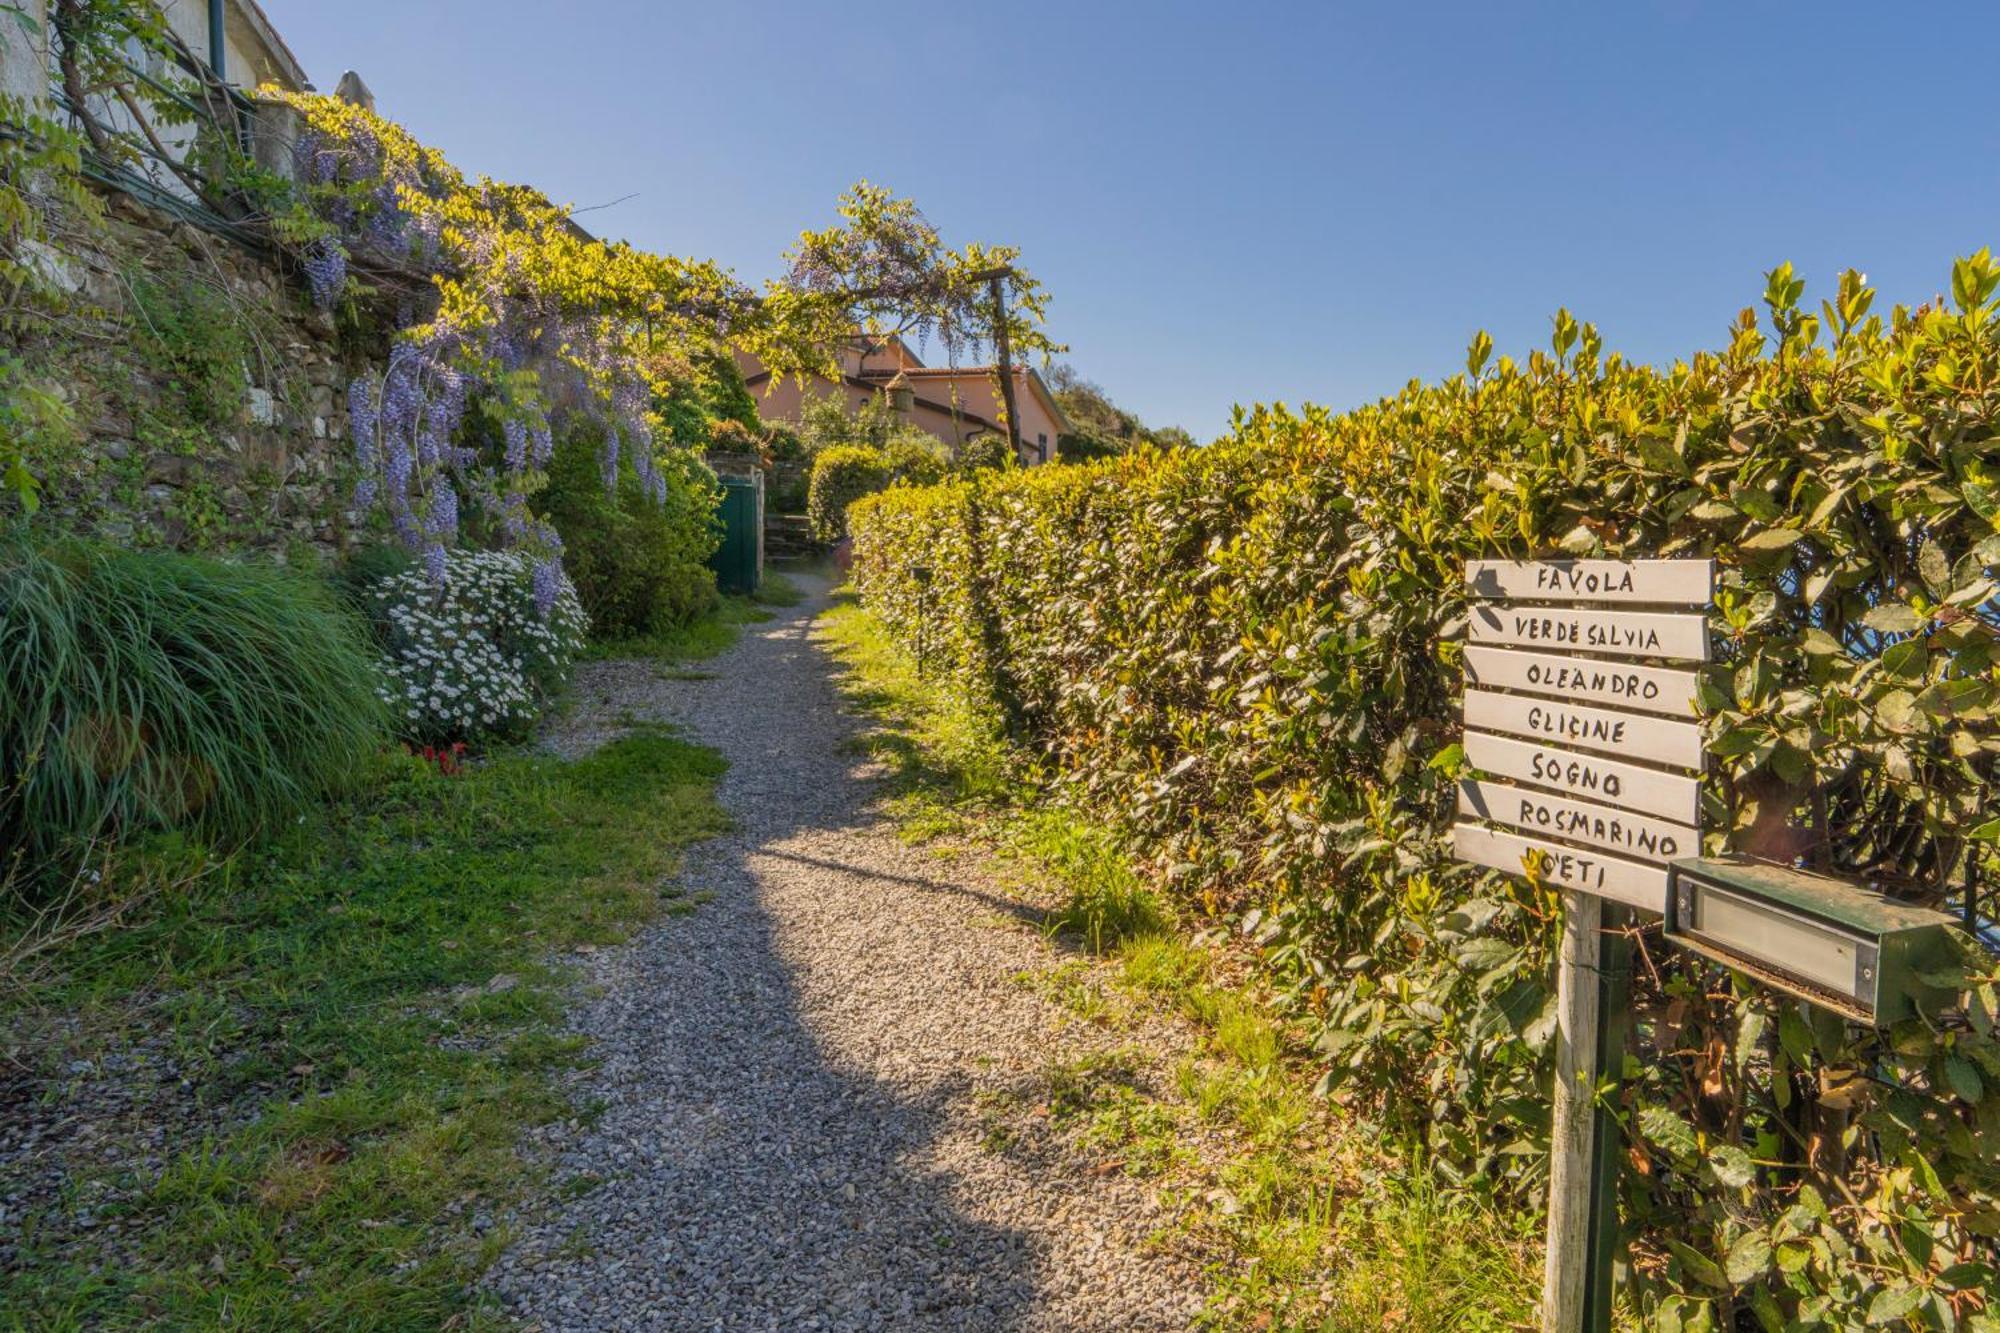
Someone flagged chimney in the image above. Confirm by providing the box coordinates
[335,70,375,112]
[885,370,914,418]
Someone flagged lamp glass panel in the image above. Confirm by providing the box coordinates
[1694,884,1859,998]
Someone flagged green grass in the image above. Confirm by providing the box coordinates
[818,595,1541,1330]
[820,594,1017,841]
[582,569,805,663]
[0,728,729,1330]
[1012,807,1163,952]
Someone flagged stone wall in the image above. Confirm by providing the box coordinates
[31,192,384,558]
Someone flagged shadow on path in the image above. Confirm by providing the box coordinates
[486,573,1171,1331]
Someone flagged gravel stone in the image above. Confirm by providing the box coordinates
[492,573,1205,1329]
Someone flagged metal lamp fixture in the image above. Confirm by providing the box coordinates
[1665,855,1962,1025]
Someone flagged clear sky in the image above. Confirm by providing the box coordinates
[269,2,2000,442]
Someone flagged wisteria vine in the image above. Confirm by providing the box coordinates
[276,94,728,611]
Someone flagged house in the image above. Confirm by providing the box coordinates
[163,0,311,93]
[736,334,1073,466]
[1,0,313,202]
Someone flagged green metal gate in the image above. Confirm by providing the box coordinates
[710,477,762,595]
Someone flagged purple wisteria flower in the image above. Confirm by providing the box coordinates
[304,239,347,309]
[600,426,620,494]
[300,106,714,621]
[531,558,562,617]
[427,476,460,545]
[348,370,378,444]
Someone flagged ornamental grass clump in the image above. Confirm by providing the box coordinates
[366,549,587,743]
[0,534,387,883]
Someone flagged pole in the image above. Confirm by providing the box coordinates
[207,0,226,82]
[987,273,1022,464]
[1543,893,1632,1332]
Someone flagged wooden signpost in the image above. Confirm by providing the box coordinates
[1452,557,1715,1333]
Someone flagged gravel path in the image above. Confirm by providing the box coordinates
[488,573,1204,1331]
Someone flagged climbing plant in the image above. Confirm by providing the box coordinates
[4,0,1063,609]
[0,3,96,513]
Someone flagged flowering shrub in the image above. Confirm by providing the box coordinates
[537,420,720,638]
[367,550,587,743]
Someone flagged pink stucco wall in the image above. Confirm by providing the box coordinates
[739,337,1070,466]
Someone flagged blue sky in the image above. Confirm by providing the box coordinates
[270,2,2000,442]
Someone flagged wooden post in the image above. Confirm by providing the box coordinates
[1544,893,1631,1332]
[987,273,1023,463]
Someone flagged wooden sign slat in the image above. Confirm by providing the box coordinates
[1468,604,1710,663]
[1464,689,1705,770]
[1466,559,1715,606]
[1465,730,1702,825]
[1458,778,1700,867]
[1463,645,1700,719]
[1452,822,1670,915]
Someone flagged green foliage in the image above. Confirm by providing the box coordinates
[536,422,720,639]
[954,431,1015,473]
[795,386,951,461]
[799,390,959,542]
[1046,363,1194,459]
[1019,806,1162,952]
[807,445,895,544]
[0,729,728,1325]
[329,539,414,621]
[128,270,253,428]
[0,3,97,515]
[763,421,808,463]
[692,345,761,433]
[707,417,762,456]
[0,532,387,883]
[851,254,2000,1327]
[0,352,79,516]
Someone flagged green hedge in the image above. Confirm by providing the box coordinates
[806,445,900,544]
[850,259,2000,1329]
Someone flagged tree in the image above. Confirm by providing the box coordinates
[1044,364,1193,460]
[794,387,948,470]
[775,183,1060,367]
[772,183,1063,458]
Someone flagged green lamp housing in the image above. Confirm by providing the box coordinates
[1665,855,1963,1026]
